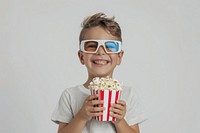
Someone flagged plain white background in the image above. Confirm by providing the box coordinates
[0,0,200,133]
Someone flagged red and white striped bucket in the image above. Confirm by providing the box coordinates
[91,89,121,121]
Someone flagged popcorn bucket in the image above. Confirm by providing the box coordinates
[91,89,121,121]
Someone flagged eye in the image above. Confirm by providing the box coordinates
[105,41,119,52]
[84,41,98,51]
[86,42,97,48]
[87,44,97,48]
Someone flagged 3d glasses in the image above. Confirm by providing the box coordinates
[80,40,122,54]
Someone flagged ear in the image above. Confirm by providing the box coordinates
[78,51,85,65]
[117,50,124,65]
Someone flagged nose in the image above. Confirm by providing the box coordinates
[96,46,106,55]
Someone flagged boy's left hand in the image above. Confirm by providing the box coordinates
[110,100,126,123]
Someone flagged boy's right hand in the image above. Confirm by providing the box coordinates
[77,95,104,122]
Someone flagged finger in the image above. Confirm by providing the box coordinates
[116,100,126,106]
[90,112,103,117]
[85,95,99,104]
[90,106,105,112]
[110,107,123,115]
[86,95,99,101]
[88,100,104,106]
[112,100,126,109]
[110,112,122,119]
[111,103,125,110]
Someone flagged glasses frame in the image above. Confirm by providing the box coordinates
[79,40,122,54]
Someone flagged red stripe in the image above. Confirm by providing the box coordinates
[95,90,98,121]
[115,91,119,103]
[107,90,112,121]
[95,90,100,120]
[92,90,96,120]
[94,90,99,120]
[112,90,120,121]
[100,90,104,121]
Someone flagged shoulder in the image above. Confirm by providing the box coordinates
[121,86,140,101]
[60,85,89,98]
[122,86,147,125]
[60,85,82,98]
[62,85,81,93]
[122,85,137,95]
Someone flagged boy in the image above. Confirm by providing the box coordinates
[51,13,146,133]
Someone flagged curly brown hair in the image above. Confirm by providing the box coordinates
[79,13,122,43]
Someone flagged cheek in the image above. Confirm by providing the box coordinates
[83,55,92,63]
[114,56,122,65]
[110,56,119,64]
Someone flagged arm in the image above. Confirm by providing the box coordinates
[110,100,140,133]
[114,119,140,133]
[57,95,104,133]
[57,115,86,133]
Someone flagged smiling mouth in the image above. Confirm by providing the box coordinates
[93,60,110,65]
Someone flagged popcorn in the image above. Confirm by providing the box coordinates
[88,76,122,90]
[89,76,123,121]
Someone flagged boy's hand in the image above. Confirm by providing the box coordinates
[77,95,104,122]
[110,100,126,123]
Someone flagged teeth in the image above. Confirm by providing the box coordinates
[94,60,107,65]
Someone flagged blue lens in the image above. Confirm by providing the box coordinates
[105,41,119,52]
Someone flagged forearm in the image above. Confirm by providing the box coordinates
[58,95,104,133]
[114,119,139,133]
[58,114,86,133]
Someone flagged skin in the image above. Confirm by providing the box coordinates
[57,26,140,133]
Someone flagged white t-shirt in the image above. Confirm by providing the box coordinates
[51,85,146,133]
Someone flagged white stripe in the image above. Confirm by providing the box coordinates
[118,91,121,100]
[103,90,109,121]
[95,89,100,121]
[109,90,116,121]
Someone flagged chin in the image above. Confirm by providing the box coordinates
[93,73,112,78]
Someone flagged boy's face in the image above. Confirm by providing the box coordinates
[78,26,124,78]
